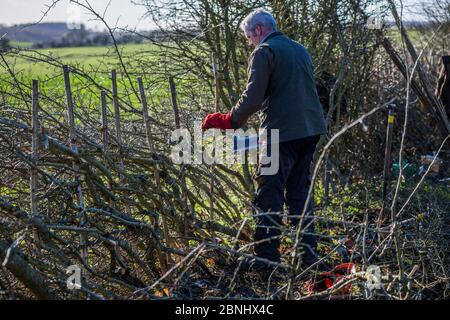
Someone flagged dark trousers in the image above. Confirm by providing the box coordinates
[252,135,320,262]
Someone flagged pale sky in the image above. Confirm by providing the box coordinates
[0,0,155,30]
[0,0,432,31]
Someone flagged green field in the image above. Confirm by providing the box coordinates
[5,43,159,79]
[386,28,425,46]
[5,27,425,79]
[1,41,206,122]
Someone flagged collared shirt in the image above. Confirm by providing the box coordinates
[260,31,275,44]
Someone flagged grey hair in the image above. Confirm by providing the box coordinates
[240,9,277,33]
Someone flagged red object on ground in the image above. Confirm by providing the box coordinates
[201,112,233,130]
[306,263,356,295]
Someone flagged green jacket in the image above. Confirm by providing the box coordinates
[230,31,327,142]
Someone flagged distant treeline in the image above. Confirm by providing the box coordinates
[1,20,444,50]
[0,22,178,49]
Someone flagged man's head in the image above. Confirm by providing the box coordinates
[240,9,277,47]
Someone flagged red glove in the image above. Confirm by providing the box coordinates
[306,263,355,295]
[201,112,233,130]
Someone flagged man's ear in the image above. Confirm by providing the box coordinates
[254,25,262,36]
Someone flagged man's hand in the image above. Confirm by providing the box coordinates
[201,112,233,131]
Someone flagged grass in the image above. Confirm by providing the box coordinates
[5,42,160,79]
[386,27,429,47]
[1,42,172,116]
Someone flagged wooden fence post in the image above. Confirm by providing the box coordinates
[111,69,133,215]
[137,76,171,270]
[212,53,220,113]
[168,76,181,129]
[30,80,39,217]
[30,79,40,247]
[378,103,397,226]
[209,53,219,233]
[62,65,88,267]
[111,69,125,174]
[101,90,109,152]
[101,90,115,209]
[168,76,192,237]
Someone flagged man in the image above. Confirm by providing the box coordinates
[202,9,328,272]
